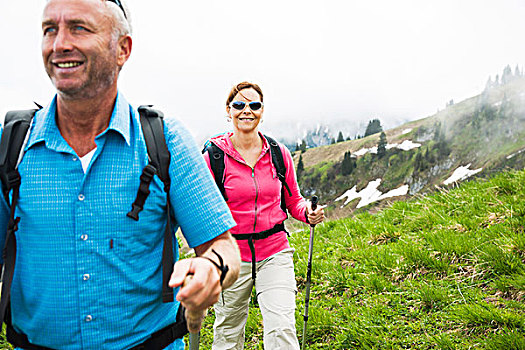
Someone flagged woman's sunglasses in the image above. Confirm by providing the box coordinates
[230,101,263,111]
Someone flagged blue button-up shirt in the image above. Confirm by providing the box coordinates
[0,93,235,349]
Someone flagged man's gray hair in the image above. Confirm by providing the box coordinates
[44,0,133,37]
[104,0,133,39]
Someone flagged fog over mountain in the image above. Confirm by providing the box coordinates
[1,1,525,144]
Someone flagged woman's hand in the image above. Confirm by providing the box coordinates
[306,201,325,225]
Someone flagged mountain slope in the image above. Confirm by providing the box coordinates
[293,76,525,217]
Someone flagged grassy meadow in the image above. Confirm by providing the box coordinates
[196,169,525,349]
[1,169,524,349]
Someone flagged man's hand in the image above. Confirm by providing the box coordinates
[169,256,222,313]
[168,231,240,332]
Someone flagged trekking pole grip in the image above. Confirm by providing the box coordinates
[311,196,318,211]
[183,275,207,333]
[310,196,318,227]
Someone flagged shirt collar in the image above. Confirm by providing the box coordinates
[28,91,132,151]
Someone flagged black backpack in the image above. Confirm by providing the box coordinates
[203,134,292,212]
[202,135,292,281]
[0,105,184,347]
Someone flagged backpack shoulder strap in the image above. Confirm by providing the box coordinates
[0,108,37,329]
[127,105,171,221]
[0,109,37,204]
[264,135,292,197]
[128,105,175,303]
[138,105,171,190]
[203,142,228,201]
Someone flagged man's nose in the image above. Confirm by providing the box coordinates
[53,29,73,52]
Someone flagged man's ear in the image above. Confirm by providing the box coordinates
[117,35,132,67]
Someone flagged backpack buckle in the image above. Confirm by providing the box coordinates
[127,164,158,221]
[5,171,21,191]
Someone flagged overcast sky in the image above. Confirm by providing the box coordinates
[1,0,524,141]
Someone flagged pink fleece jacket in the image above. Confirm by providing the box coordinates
[203,132,309,262]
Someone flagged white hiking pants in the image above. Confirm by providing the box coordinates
[212,248,300,350]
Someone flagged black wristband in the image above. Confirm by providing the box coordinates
[202,249,229,286]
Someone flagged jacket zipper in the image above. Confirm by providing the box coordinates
[252,167,259,233]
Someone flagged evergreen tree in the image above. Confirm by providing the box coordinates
[414,151,422,171]
[330,138,336,145]
[364,119,383,137]
[495,74,500,85]
[502,65,513,84]
[300,140,307,153]
[337,131,344,143]
[485,76,493,91]
[341,151,355,176]
[297,155,304,179]
[515,65,521,77]
[377,132,387,158]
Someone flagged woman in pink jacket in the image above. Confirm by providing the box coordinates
[204,82,325,349]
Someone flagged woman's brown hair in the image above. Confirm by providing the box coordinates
[226,82,263,107]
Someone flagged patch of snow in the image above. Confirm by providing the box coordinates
[443,164,483,185]
[335,179,409,209]
[354,148,371,156]
[397,140,421,151]
[493,101,502,107]
[402,128,412,134]
[381,185,409,200]
[353,139,421,156]
[507,148,525,159]
[386,143,397,150]
[335,186,359,207]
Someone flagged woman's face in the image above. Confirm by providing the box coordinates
[227,88,264,134]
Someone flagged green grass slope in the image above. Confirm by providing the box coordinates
[289,169,525,349]
[1,171,523,349]
[198,169,523,349]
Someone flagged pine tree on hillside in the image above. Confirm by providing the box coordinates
[337,131,344,143]
[485,76,493,91]
[414,151,423,171]
[377,132,387,158]
[515,65,521,77]
[297,155,304,179]
[300,140,307,153]
[502,65,513,84]
[341,151,356,175]
[364,119,383,137]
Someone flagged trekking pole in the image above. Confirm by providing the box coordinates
[183,275,207,350]
[188,331,200,350]
[301,195,318,350]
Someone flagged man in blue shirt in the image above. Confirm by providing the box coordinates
[0,0,240,349]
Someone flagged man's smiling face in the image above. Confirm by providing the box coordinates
[41,0,121,99]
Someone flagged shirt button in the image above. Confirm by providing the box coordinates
[83,274,90,281]
[85,315,93,322]
[78,194,85,201]
[81,234,88,241]
[72,157,78,161]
